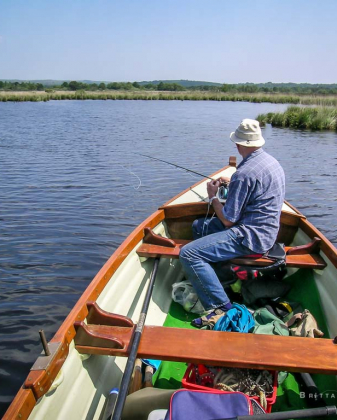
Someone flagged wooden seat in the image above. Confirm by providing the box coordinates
[74,302,337,375]
[136,229,327,270]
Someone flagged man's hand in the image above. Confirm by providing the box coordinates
[207,179,235,228]
[217,176,231,186]
[207,180,220,198]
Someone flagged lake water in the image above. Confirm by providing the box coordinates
[1,100,337,415]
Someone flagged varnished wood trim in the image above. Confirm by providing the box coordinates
[75,325,337,375]
[162,202,305,225]
[136,242,327,269]
[3,388,36,420]
[299,218,337,269]
[74,322,134,353]
[161,202,210,219]
[143,227,176,247]
[231,253,326,269]
[74,321,133,351]
[280,210,304,226]
[229,156,237,167]
[24,337,69,399]
[286,237,321,255]
[86,301,134,327]
[137,242,186,259]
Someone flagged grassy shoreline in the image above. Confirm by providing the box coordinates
[2,90,337,106]
[257,106,337,131]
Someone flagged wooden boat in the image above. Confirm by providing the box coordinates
[5,156,337,420]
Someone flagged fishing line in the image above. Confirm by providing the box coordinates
[202,203,216,237]
[119,164,142,190]
[189,187,208,202]
[176,166,201,180]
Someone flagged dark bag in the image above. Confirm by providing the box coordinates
[241,268,290,306]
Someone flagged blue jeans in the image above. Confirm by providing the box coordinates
[179,217,252,311]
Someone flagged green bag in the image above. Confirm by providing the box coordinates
[253,307,289,336]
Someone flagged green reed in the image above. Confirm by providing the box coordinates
[257,106,337,131]
[2,91,337,106]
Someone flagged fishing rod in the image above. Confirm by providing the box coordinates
[137,152,214,180]
[137,152,229,201]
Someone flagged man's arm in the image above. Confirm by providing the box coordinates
[207,180,235,228]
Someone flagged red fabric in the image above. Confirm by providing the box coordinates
[242,253,264,258]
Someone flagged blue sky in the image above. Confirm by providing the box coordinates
[0,0,336,84]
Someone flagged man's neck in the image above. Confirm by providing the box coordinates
[238,146,261,159]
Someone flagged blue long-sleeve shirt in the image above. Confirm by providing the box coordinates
[223,148,285,253]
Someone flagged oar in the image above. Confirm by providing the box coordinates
[220,405,337,420]
[110,257,160,420]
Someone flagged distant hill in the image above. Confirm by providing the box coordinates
[139,80,223,87]
[239,82,337,89]
[0,79,223,87]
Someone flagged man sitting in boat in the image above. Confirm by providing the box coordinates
[180,118,285,328]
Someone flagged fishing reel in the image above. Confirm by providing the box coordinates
[216,182,229,202]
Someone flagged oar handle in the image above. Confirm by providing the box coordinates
[102,388,118,420]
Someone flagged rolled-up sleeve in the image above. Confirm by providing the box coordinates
[222,179,251,223]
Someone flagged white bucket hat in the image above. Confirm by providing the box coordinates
[230,119,265,147]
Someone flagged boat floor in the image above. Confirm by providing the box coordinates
[152,268,336,412]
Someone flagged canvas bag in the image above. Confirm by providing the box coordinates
[253,307,290,336]
[286,309,324,338]
[164,389,253,420]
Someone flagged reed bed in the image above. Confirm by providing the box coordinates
[2,90,337,107]
[257,106,337,131]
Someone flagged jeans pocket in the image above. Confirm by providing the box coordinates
[231,226,244,240]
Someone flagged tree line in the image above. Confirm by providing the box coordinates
[1,80,337,95]
[59,81,187,91]
[0,81,45,91]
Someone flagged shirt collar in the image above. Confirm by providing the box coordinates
[237,148,264,169]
